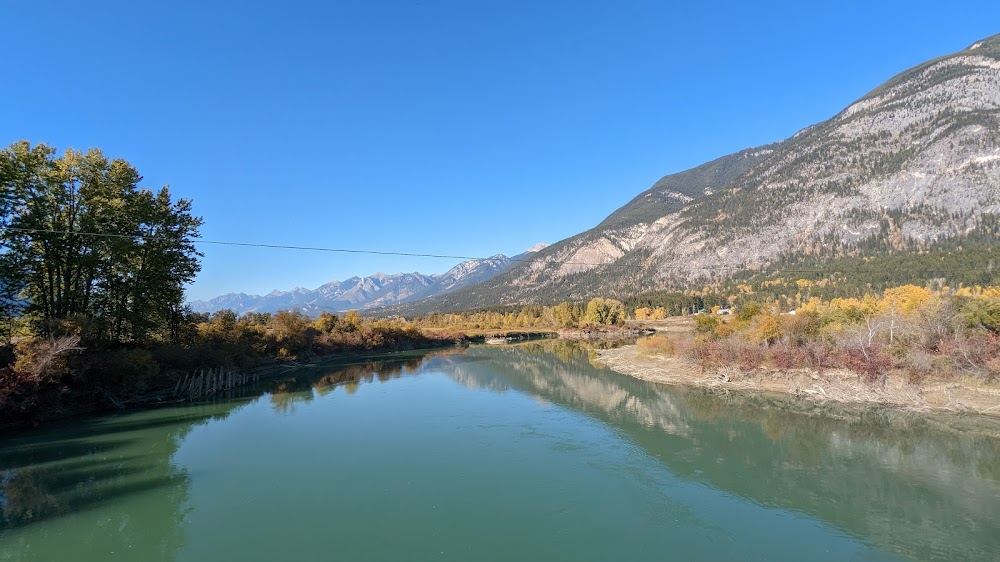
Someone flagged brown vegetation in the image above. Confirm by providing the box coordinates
[636,333,677,356]
[413,297,627,332]
[608,285,1000,414]
[0,309,464,429]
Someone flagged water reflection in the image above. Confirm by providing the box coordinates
[0,403,243,559]
[265,351,453,414]
[0,351,444,559]
[437,341,690,436]
[434,341,1000,562]
[2,343,999,561]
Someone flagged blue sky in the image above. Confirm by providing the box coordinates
[4,1,999,300]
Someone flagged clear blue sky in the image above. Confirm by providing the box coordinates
[4,1,999,300]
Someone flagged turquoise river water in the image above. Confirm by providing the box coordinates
[2,341,1000,561]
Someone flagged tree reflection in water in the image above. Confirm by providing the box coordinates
[0,403,243,558]
[0,350,445,556]
[266,353,443,414]
[3,343,999,561]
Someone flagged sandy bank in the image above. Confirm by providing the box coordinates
[595,345,1000,416]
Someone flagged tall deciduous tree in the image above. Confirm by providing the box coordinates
[585,298,625,326]
[0,141,202,343]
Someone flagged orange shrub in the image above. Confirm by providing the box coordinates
[636,334,676,356]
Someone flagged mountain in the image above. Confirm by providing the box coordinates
[431,254,512,294]
[188,272,433,315]
[188,248,541,315]
[396,33,1000,312]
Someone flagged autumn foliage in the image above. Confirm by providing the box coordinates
[0,308,462,428]
[667,284,1000,385]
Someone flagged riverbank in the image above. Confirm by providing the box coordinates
[595,345,1000,416]
[0,338,466,433]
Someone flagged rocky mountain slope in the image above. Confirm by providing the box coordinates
[400,33,1000,312]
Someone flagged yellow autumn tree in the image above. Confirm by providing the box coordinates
[585,298,625,326]
[752,314,783,345]
[880,285,932,316]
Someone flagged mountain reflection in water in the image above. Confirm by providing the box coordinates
[1,343,998,561]
[433,341,1000,561]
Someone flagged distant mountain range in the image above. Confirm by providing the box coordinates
[188,245,548,315]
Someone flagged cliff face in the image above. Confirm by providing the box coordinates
[193,35,1000,316]
[412,34,1000,311]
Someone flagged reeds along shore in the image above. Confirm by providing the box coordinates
[172,367,260,399]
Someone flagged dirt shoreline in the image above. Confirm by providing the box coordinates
[595,345,1000,417]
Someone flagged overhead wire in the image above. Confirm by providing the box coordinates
[1,226,996,279]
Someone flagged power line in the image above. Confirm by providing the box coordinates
[1,226,741,271]
[1,226,997,278]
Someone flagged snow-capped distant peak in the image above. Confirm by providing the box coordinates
[525,242,549,253]
[188,259,512,315]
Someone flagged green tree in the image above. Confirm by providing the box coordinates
[737,301,763,322]
[0,141,202,343]
[694,314,722,334]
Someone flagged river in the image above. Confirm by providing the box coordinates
[2,342,999,561]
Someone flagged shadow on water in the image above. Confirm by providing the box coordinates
[0,348,454,536]
[0,438,142,471]
[439,340,1000,562]
[0,397,258,536]
[7,342,999,560]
